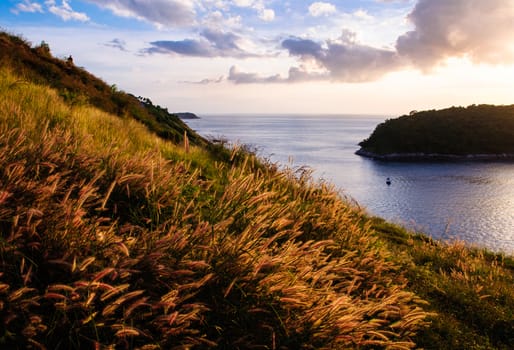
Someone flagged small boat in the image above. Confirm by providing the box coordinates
[386,177,391,186]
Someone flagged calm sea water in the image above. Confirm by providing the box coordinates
[185,114,514,253]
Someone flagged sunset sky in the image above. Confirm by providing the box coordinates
[1,0,514,116]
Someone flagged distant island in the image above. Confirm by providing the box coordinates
[356,104,514,161]
[175,112,200,119]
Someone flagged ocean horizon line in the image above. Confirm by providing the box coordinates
[194,112,391,119]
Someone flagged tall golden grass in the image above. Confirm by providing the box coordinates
[0,66,431,348]
[371,218,514,349]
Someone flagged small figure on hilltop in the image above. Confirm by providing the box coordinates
[66,55,73,66]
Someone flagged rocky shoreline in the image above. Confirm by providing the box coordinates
[355,149,514,161]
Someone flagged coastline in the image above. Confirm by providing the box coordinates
[176,112,200,119]
[355,149,514,161]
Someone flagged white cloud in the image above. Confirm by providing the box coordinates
[12,0,89,21]
[230,0,275,22]
[281,30,401,82]
[396,0,514,68]
[202,10,243,29]
[353,9,373,20]
[228,65,282,83]
[12,0,43,14]
[85,0,196,27]
[200,0,229,11]
[231,0,254,7]
[45,0,89,22]
[375,0,412,3]
[230,0,514,84]
[143,28,258,58]
[27,0,513,87]
[104,38,127,51]
[258,8,275,22]
[308,2,337,17]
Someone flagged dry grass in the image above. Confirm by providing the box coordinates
[3,27,513,348]
[4,50,514,349]
[0,67,431,348]
[0,30,207,147]
[371,218,514,349]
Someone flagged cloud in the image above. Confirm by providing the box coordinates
[202,10,243,29]
[104,38,127,51]
[231,0,253,6]
[353,9,373,20]
[143,28,255,58]
[281,30,401,82]
[200,28,241,51]
[11,0,89,21]
[308,2,337,17]
[226,0,514,84]
[374,0,410,3]
[85,0,196,27]
[321,41,400,82]
[228,66,282,84]
[145,39,212,57]
[282,38,323,58]
[225,64,330,84]
[11,0,43,14]
[258,8,275,22]
[286,66,328,82]
[183,76,225,84]
[396,0,514,68]
[45,0,89,22]
[231,0,275,22]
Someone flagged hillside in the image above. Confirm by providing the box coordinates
[357,105,514,160]
[0,31,206,148]
[2,31,514,349]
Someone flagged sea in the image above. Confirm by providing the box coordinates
[185,114,514,254]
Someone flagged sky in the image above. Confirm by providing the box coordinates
[1,0,514,116]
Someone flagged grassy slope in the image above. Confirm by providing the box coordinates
[0,67,428,348]
[1,32,514,349]
[0,31,206,148]
[371,219,514,349]
[358,105,514,156]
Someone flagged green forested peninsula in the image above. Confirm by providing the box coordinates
[357,105,514,160]
[2,31,514,349]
